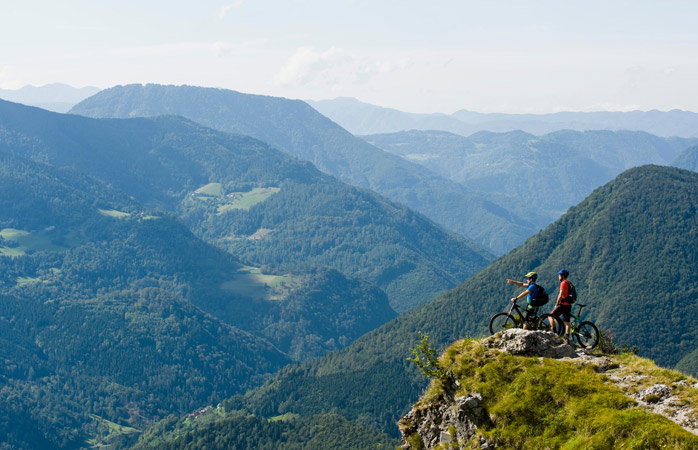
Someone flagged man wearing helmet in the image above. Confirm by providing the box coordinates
[506,271,542,329]
[549,269,574,341]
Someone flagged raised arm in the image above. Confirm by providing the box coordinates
[506,279,526,288]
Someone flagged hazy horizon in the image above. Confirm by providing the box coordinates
[3,0,698,114]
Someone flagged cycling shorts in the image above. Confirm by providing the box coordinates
[551,304,572,322]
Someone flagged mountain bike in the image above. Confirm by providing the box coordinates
[489,298,562,335]
[567,304,599,349]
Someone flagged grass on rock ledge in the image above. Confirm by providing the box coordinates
[411,338,698,450]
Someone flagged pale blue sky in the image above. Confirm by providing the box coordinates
[2,0,697,113]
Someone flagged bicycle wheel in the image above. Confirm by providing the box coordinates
[537,314,563,335]
[574,321,599,349]
[489,312,519,335]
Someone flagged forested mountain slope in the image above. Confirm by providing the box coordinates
[0,99,492,311]
[673,144,698,172]
[70,84,535,254]
[204,165,698,438]
[365,129,698,227]
[0,153,295,449]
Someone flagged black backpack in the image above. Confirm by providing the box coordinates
[529,284,549,306]
[563,280,577,304]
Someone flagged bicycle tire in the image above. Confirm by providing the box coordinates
[489,312,518,335]
[537,313,563,335]
[574,321,600,349]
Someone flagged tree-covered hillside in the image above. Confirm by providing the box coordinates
[203,165,698,438]
[0,99,492,311]
[70,84,535,254]
[0,154,296,448]
[672,144,698,172]
[365,129,698,227]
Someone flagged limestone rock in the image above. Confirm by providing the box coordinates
[483,329,577,358]
[399,392,494,449]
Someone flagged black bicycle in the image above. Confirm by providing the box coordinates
[567,304,599,349]
[489,298,562,335]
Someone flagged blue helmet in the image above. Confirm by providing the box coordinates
[558,269,569,278]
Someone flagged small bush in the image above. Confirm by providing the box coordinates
[644,394,662,404]
[406,432,425,449]
[598,329,620,355]
[407,332,453,383]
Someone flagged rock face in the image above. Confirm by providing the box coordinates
[399,392,493,450]
[399,330,575,449]
[482,328,577,359]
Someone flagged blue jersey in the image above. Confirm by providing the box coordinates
[526,283,540,306]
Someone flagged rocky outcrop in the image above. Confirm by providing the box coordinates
[399,330,576,449]
[400,329,698,448]
[399,392,493,450]
[482,329,577,359]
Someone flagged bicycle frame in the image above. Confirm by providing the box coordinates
[569,304,587,328]
[506,299,539,324]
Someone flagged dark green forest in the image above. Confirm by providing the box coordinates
[0,151,397,448]
[129,412,397,449]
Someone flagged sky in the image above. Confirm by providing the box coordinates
[2,0,698,114]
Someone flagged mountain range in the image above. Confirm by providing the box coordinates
[309,97,698,138]
[364,129,698,227]
[0,83,100,113]
[3,84,698,449]
[69,84,536,254]
[1,98,493,312]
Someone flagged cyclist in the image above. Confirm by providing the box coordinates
[549,269,574,341]
[506,271,544,329]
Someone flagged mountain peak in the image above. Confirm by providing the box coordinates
[400,330,698,449]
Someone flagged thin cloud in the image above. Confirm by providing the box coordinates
[217,1,244,20]
[274,46,344,86]
[274,47,409,89]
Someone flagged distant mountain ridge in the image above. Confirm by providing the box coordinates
[0,82,100,113]
[70,84,536,254]
[309,97,698,138]
[672,144,698,172]
[364,129,698,227]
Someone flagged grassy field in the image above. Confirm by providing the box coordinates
[220,266,300,301]
[195,182,224,197]
[87,414,140,448]
[97,209,132,219]
[217,187,280,214]
[16,276,42,286]
[0,228,66,257]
